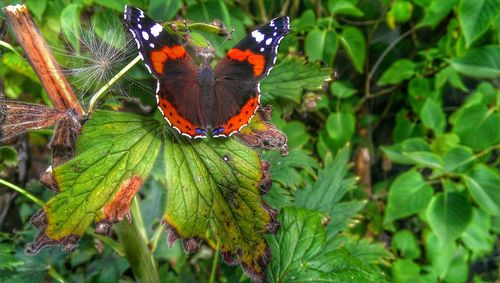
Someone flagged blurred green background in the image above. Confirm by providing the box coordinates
[0,0,499,282]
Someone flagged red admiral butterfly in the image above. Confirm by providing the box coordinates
[123,6,290,138]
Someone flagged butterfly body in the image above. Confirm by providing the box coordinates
[124,6,290,138]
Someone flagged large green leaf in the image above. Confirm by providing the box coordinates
[464,164,500,216]
[43,111,162,240]
[305,29,338,65]
[426,192,473,243]
[261,57,331,103]
[384,170,433,223]
[458,0,499,47]
[451,103,500,151]
[450,45,500,79]
[417,0,457,28]
[267,207,385,282]
[340,27,366,73]
[162,135,276,281]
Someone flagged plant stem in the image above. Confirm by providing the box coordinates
[48,265,67,283]
[114,197,160,283]
[88,55,141,113]
[209,244,220,283]
[255,0,268,22]
[2,4,84,115]
[0,178,44,207]
[0,39,22,57]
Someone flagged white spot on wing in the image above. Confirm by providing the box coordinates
[151,24,163,37]
[260,47,264,51]
[141,31,149,40]
[138,24,142,29]
[265,38,272,45]
[149,43,155,48]
[251,30,265,43]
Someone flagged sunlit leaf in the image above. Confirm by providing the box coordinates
[426,192,472,243]
[162,135,276,281]
[458,0,499,47]
[267,207,385,282]
[340,27,366,73]
[28,111,162,252]
[450,45,500,79]
[384,170,433,223]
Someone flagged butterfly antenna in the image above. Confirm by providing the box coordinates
[215,28,235,50]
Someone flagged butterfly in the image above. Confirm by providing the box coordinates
[123,5,290,138]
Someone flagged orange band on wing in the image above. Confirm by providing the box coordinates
[220,96,259,135]
[151,45,187,75]
[227,49,265,76]
[158,96,201,137]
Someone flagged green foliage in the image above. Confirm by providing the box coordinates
[1,0,499,282]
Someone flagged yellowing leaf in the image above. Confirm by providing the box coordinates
[163,135,277,281]
[27,111,162,253]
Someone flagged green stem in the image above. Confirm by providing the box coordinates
[209,244,220,283]
[0,178,45,207]
[114,197,160,283]
[0,39,23,58]
[255,0,268,22]
[88,55,141,113]
[148,221,165,253]
[48,265,67,283]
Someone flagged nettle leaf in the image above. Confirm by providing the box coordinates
[458,0,499,47]
[296,145,365,236]
[384,170,433,223]
[263,149,318,188]
[267,207,385,282]
[260,57,331,104]
[0,243,22,271]
[162,135,277,281]
[28,111,162,253]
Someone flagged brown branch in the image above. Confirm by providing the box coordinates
[1,4,84,115]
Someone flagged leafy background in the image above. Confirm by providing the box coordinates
[0,0,499,282]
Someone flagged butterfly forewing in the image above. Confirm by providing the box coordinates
[211,16,290,137]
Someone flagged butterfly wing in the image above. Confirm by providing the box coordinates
[123,5,206,138]
[212,16,290,137]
